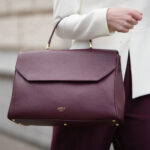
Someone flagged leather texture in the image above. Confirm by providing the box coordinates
[7,48,125,126]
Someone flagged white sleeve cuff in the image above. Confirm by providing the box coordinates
[93,8,111,37]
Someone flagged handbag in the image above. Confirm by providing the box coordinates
[7,18,125,127]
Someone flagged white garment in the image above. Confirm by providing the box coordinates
[52,0,150,100]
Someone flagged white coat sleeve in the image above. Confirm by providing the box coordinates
[52,0,111,40]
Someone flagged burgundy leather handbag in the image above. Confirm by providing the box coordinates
[7,18,125,127]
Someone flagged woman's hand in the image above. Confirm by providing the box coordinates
[106,8,143,33]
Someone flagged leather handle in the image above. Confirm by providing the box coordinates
[45,18,92,49]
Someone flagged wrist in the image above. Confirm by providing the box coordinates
[106,8,115,33]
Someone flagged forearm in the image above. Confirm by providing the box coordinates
[52,0,111,40]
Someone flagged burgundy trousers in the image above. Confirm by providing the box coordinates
[50,52,150,150]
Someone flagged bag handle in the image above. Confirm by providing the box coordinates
[45,17,92,49]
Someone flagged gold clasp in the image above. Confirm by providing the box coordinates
[112,119,120,127]
[11,119,29,126]
[45,43,50,50]
[89,40,92,49]
[64,122,67,126]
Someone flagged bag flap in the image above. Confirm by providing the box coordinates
[16,49,118,81]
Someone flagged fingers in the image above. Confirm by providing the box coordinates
[129,9,143,21]
[123,22,134,29]
[117,26,129,33]
[130,18,138,25]
[118,21,134,33]
[126,16,138,25]
[107,8,143,33]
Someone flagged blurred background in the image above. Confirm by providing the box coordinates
[0,0,71,149]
